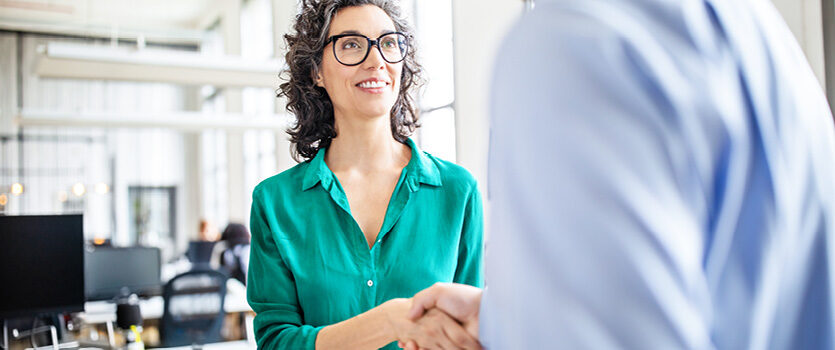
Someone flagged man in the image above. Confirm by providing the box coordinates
[407,0,835,348]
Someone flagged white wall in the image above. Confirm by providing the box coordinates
[452,0,523,196]
[772,0,826,88]
[0,32,16,135]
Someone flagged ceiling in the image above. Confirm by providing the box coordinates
[0,0,225,43]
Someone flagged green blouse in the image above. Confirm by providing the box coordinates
[247,138,484,350]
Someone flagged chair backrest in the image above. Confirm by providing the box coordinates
[219,244,248,286]
[186,241,216,266]
[160,268,228,347]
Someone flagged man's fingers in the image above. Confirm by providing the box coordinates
[447,325,481,350]
[440,312,481,350]
[405,340,418,350]
[408,284,442,320]
[434,322,460,350]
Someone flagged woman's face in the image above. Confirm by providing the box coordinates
[316,5,403,121]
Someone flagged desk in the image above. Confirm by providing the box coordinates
[79,279,255,344]
[152,340,256,350]
[80,280,251,325]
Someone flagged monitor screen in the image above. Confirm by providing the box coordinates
[84,246,162,301]
[0,215,85,319]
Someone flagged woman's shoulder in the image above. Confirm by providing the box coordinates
[253,160,311,197]
[421,151,478,191]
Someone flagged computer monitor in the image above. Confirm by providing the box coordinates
[0,215,85,319]
[84,247,162,301]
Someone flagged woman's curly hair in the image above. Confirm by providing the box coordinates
[279,0,424,161]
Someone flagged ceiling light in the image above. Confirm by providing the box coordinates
[95,182,109,194]
[72,183,86,197]
[10,183,23,196]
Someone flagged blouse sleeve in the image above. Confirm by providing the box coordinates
[452,182,485,288]
[247,186,324,349]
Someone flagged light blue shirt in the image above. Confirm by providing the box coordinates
[481,0,835,348]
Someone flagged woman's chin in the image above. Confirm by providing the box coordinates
[357,106,395,119]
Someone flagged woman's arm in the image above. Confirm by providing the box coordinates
[314,298,410,349]
[317,298,481,350]
[452,183,484,287]
[248,188,325,349]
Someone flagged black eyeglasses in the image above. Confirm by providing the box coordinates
[325,32,409,66]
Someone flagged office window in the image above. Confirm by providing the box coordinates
[241,87,279,217]
[128,186,176,249]
[241,0,280,221]
[200,127,229,229]
[243,127,277,209]
[0,128,109,224]
[199,24,230,229]
[7,35,190,244]
[404,0,457,162]
[242,0,275,59]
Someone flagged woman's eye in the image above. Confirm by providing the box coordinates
[341,40,361,49]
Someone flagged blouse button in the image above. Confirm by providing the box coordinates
[367,280,374,287]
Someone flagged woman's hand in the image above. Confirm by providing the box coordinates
[393,308,481,350]
[382,298,414,341]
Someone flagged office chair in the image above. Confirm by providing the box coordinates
[186,241,217,268]
[159,268,228,347]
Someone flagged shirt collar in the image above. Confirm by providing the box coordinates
[405,138,442,188]
[301,138,441,191]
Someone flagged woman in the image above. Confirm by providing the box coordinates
[247,1,484,349]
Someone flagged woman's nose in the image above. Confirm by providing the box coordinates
[362,45,386,69]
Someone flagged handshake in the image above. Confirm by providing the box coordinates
[387,283,484,350]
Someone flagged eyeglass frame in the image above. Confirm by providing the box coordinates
[324,31,410,66]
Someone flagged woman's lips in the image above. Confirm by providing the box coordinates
[356,79,390,93]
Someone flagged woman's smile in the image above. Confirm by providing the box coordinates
[355,77,391,94]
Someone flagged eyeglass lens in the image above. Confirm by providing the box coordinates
[333,33,407,65]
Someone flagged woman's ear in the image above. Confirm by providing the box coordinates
[313,69,324,87]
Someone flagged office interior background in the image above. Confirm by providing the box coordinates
[0,0,487,258]
[0,0,833,349]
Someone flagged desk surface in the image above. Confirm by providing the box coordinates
[80,280,251,324]
[151,340,257,350]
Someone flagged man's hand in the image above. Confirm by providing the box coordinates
[383,297,480,350]
[407,283,483,337]
[398,308,481,350]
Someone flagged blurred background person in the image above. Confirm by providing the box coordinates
[187,219,222,268]
[198,219,221,242]
[219,222,251,286]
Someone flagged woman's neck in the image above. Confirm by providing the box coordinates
[325,113,410,174]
